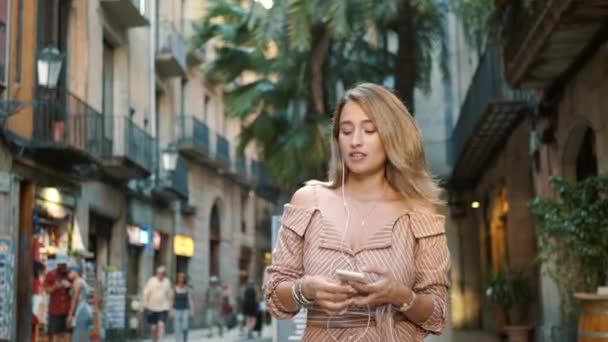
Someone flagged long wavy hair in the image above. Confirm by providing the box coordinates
[320,83,443,205]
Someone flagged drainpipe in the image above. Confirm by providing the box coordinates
[150,0,158,185]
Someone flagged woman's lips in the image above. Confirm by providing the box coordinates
[349,152,367,161]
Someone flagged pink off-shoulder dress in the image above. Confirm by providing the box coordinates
[264,189,451,342]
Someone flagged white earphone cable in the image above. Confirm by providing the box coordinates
[324,159,372,342]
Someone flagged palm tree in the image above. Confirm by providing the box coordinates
[393,0,448,113]
[192,0,447,192]
[192,0,393,192]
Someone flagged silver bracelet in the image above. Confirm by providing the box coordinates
[297,279,314,307]
[291,279,314,309]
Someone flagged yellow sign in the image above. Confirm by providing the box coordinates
[173,235,194,257]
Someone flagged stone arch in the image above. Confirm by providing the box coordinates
[209,197,224,278]
[562,122,598,182]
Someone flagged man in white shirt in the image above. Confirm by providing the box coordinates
[142,266,172,341]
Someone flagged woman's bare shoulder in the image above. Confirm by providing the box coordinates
[393,194,439,216]
[290,180,333,208]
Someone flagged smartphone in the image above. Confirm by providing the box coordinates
[335,269,368,283]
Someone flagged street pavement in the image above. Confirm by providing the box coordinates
[142,324,273,342]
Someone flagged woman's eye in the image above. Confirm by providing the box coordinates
[341,130,353,135]
[364,130,376,134]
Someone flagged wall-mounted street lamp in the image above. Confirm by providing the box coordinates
[162,144,178,173]
[37,46,63,89]
[1,46,63,121]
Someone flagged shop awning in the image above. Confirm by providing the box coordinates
[450,101,530,188]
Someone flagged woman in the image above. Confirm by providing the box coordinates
[171,272,194,342]
[264,83,450,341]
[242,282,259,339]
[67,264,93,342]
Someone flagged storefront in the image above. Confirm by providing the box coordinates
[31,187,77,341]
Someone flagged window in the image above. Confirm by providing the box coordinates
[36,0,70,92]
[241,196,247,233]
[15,0,23,83]
[0,0,8,89]
[103,41,115,150]
[203,94,210,122]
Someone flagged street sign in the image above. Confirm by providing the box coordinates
[271,215,307,342]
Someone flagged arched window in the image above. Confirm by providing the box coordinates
[575,127,598,181]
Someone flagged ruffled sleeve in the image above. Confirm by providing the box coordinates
[409,211,450,335]
[263,205,317,319]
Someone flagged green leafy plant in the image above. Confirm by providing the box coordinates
[486,268,531,325]
[528,175,608,320]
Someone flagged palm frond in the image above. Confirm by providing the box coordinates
[287,0,312,51]
[204,46,265,83]
[325,0,348,38]
[224,79,282,118]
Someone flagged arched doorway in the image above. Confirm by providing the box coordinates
[487,186,509,273]
[563,125,598,181]
[209,201,221,278]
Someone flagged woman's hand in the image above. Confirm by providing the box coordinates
[349,267,406,307]
[66,315,74,328]
[301,275,356,316]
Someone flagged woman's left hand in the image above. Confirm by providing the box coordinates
[349,267,402,307]
[67,315,74,328]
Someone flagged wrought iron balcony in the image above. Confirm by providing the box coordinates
[100,0,149,28]
[251,159,278,201]
[501,0,608,88]
[182,20,206,66]
[215,134,231,169]
[156,21,186,77]
[236,156,248,177]
[9,91,111,176]
[450,45,531,187]
[227,154,251,186]
[102,116,155,179]
[178,115,211,162]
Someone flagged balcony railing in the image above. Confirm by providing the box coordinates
[100,0,149,28]
[104,116,154,176]
[156,21,186,77]
[182,20,206,66]
[236,156,247,176]
[178,115,210,159]
[500,0,605,87]
[501,0,547,65]
[216,134,230,166]
[33,92,110,160]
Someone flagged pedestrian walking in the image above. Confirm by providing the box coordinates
[142,266,172,342]
[263,83,450,341]
[171,272,194,342]
[43,252,72,342]
[253,297,264,338]
[220,282,236,330]
[242,282,258,339]
[205,276,224,338]
[66,264,93,342]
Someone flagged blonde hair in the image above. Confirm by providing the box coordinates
[322,83,443,205]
